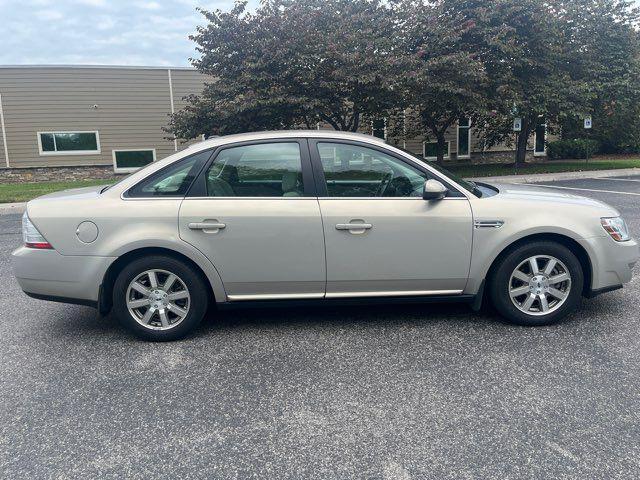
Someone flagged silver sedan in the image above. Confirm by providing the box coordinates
[13,131,639,340]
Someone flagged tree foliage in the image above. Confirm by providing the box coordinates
[168,0,400,139]
[168,0,640,165]
[390,0,488,164]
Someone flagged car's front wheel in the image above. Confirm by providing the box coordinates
[112,255,209,341]
[489,241,584,326]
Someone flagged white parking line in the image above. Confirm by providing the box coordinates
[592,177,640,183]
[519,183,640,196]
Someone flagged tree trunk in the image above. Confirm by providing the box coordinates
[515,117,532,167]
[436,132,447,166]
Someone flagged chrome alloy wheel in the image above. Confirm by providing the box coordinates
[508,255,572,316]
[126,269,191,330]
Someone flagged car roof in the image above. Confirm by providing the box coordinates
[183,130,386,154]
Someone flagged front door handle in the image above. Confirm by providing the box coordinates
[335,222,373,235]
[188,221,226,233]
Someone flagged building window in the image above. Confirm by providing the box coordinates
[38,131,100,155]
[372,118,387,139]
[457,118,471,159]
[112,149,156,173]
[534,116,547,156]
[423,140,451,161]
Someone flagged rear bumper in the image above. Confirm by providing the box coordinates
[12,246,115,305]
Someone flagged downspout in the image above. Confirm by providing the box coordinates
[167,69,178,152]
[0,92,9,167]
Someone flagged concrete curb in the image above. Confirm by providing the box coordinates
[0,202,26,216]
[472,167,640,184]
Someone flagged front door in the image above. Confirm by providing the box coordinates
[179,140,326,301]
[310,140,473,298]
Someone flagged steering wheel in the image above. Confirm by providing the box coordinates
[376,172,394,197]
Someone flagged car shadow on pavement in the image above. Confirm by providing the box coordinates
[201,302,496,332]
[43,293,623,342]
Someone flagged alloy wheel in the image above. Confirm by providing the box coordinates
[126,269,191,330]
[508,255,572,316]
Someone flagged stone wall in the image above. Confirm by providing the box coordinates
[0,166,124,184]
[466,150,539,165]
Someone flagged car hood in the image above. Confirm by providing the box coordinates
[489,182,619,214]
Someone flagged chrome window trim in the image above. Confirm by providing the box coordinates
[317,197,468,201]
[121,195,468,201]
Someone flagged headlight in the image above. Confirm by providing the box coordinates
[22,212,53,249]
[601,217,631,242]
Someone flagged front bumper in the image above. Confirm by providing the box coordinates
[583,236,639,292]
[12,246,115,305]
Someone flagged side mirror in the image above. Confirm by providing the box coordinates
[423,179,448,200]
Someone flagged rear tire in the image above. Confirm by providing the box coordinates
[489,241,583,326]
[113,255,209,341]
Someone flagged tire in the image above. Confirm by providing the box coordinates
[112,255,209,341]
[489,241,584,326]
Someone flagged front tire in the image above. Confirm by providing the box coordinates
[113,255,209,341]
[489,241,584,326]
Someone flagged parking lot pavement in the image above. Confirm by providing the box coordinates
[1,178,640,479]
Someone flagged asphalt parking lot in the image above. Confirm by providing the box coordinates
[1,175,640,479]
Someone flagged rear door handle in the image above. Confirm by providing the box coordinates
[188,221,226,232]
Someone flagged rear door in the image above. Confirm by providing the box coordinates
[310,139,473,298]
[179,139,326,301]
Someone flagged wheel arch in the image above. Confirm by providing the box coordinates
[484,233,593,297]
[99,247,221,315]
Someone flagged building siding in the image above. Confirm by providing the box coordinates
[0,66,206,168]
[0,65,547,170]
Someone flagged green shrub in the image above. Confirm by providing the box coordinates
[547,139,600,160]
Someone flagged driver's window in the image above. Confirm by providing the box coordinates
[317,142,427,198]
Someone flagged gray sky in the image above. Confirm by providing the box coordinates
[0,0,257,67]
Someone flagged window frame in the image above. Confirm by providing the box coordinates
[112,148,157,173]
[423,140,451,161]
[456,118,472,160]
[37,131,101,156]
[308,138,465,199]
[187,138,316,198]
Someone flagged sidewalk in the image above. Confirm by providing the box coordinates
[473,166,640,184]
[0,202,26,215]
[0,167,638,215]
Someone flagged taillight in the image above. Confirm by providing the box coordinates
[22,212,53,249]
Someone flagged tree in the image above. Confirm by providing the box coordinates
[556,0,640,153]
[392,0,488,165]
[167,0,401,140]
[458,0,591,166]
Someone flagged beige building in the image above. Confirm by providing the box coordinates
[0,65,547,175]
[0,65,205,173]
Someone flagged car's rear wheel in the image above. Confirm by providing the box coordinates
[113,255,209,341]
[489,241,584,326]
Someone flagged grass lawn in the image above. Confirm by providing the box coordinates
[0,179,111,203]
[449,157,640,178]
[1,157,639,203]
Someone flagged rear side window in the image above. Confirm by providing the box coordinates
[126,150,212,198]
[205,142,304,197]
